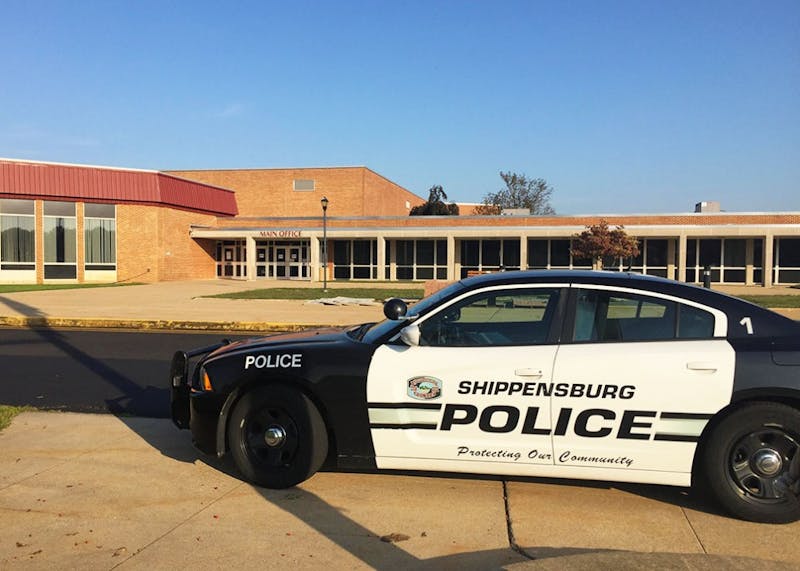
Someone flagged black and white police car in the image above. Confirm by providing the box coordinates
[170,270,800,523]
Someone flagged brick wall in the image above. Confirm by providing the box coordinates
[117,204,217,282]
[362,168,425,215]
[168,167,424,217]
[117,204,161,282]
[158,208,217,280]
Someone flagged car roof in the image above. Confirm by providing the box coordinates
[461,269,692,291]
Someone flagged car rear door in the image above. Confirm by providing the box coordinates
[550,285,735,485]
[366,284,566,476]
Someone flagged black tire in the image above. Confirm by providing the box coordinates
[698,402,800,523]
[227,384,328,489]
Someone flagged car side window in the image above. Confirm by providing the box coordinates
[418,288,560,347]
[573,289,718,342]
[677,304,715,339]
[573,289,677,342]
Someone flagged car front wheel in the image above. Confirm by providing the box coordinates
[228,384,328,489]
[699,402,800,523]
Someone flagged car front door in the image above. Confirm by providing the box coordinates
[550,285,735,485]
[366,284,566,476]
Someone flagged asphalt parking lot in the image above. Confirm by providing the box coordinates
[2,411,799,570]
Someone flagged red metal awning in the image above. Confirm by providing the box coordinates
[0,159,238,216]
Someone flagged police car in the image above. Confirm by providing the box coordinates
[170,271,800,523]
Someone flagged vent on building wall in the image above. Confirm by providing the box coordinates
[293,179,315,191]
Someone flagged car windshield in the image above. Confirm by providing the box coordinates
[359,281,467,344]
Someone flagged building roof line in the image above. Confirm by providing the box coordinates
[0,157,158,174]
[164,165,369,173]
[191,223,800,233]
[216,212,800,222]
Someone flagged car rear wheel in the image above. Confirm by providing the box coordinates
[228,385,328,489]
[699,402,800,523]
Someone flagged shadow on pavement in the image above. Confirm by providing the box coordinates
[123,413,743,569]
[0,295,162,412]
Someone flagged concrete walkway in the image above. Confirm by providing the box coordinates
[1,412,798,570]
[0,280,389,331]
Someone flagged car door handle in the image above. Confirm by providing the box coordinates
[686,361,718,372]
[515,368,543,378]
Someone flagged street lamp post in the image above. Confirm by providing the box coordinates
[321,196,329,292]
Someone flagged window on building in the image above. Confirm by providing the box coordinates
[293,179,315,191]
[526,238,590,271]
[629,239,670,278]
[687,238,753,284]
[550,240,571,267]
[528,240,548,269]
[394,239,448,280]
[723,239,746,283]
[459,239,523,278]
[753,239,763,284]
[333,239,377,279]
[775,238,800,284]
[44,201,77,279]
[0,199,35,270]
[84,203,116,270]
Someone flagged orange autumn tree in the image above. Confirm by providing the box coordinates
[571,219,640,270]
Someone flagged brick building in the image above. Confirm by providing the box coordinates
[1,157,798,287]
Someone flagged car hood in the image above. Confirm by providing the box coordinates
[207,326,356,358]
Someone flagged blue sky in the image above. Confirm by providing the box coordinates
[1,1,798,214]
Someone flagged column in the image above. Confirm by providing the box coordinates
[519,236,528,271]
[377,236,386,281]
[677,234,687,282]
[764,233,774,288]
[667,239,676,280]
[447,235,457,280]
[245,236,256,281]
[388,239,397,281]
[310,235,320,283]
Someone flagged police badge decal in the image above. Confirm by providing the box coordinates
[408,376,442,400]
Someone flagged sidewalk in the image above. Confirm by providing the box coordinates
[0,280,388,331]
[2,412,798,570]
[0,280,796,332]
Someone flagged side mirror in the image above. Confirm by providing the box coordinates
[400,323,420,346]
[383,298,408,320]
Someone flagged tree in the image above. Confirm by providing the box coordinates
[474,171,555,215]
[571,219,640,270]
[409,185,459,216]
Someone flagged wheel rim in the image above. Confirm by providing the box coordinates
[242,407,299,469]
[728,427,799,501]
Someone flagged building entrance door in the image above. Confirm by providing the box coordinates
[222,245,236,277]
[274,245,308,279]
[253,240,309,280]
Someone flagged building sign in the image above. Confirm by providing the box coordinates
[258,230,303,238]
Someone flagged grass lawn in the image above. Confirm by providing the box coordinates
[207,287,425,301]
[0,405,33,432]
[740,295,800,308]
[0,283,140,294]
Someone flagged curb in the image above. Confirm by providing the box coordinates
[0,316,331,333]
